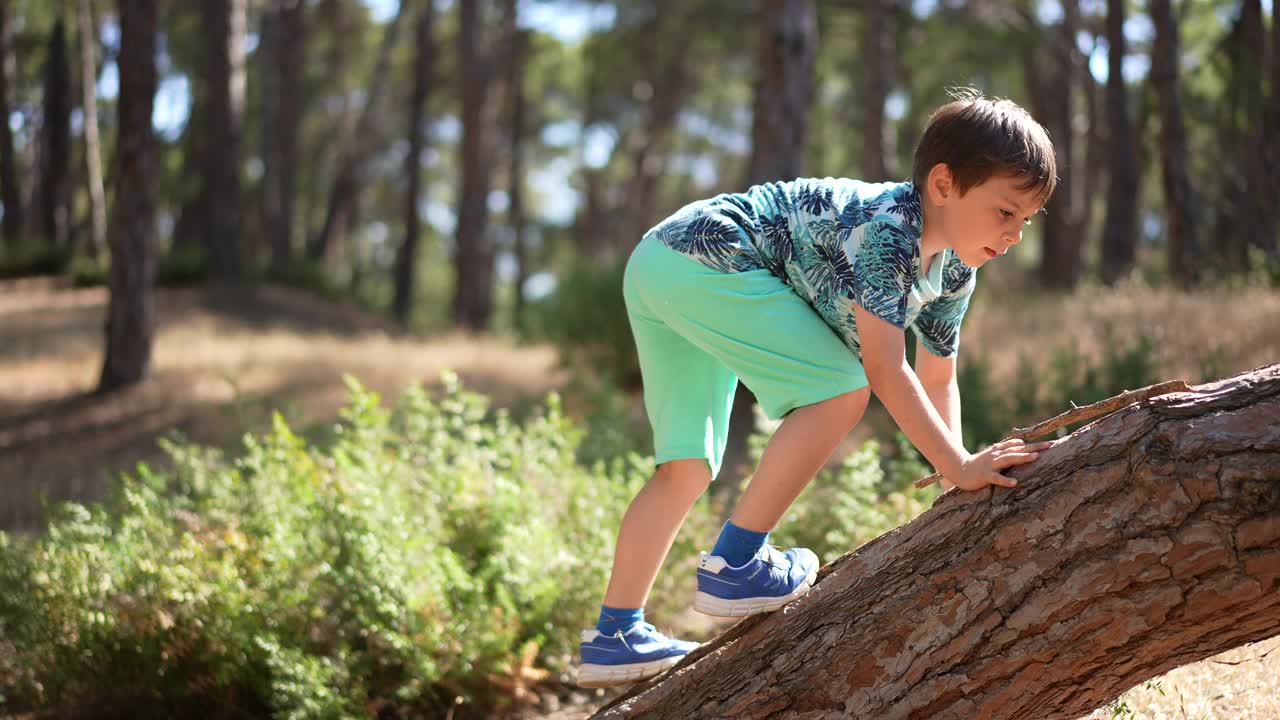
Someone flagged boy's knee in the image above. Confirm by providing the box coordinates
[654,458,713,490]
[824,387,871,430]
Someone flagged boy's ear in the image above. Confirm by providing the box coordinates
[926,163,954,205]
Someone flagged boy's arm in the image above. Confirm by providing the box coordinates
[915,339,961,491]
[854,304,969,482]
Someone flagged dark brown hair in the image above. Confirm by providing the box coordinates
[911,88,1057,204]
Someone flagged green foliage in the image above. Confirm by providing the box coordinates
[768,436,942,564]
[519,254,640,384]
[561,372,652,468]
[67,245,211,288]
[958,329,1161,449]
[0,373,673,717]
[0,239,70,278]
[742,404,940,564]
[523,258,640,388]
[262,258,351,303]
[0,365,957,717]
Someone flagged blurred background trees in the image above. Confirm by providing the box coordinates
[0,0,1276,406]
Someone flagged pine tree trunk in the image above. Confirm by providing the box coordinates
[861,0,891,182]
[99,0,158,392]
[261,0,305,274]
[0,0,21,246]
[200,0,246,279]
[40,18,72,252]
[76,0,107,261]
[1100,0,1138,285]
[572,31,611,263]
[392,0,434,326]
[617,7,693,251]
[1260,0,1280,266]
[1150,0,1199,288]
[1210,0,1265,275]
[452,0,511,330]
[594,364,1280,720]
[308,0,406,265]
[1029,0,1084,291]
[746,0,817,186]
[506,28,529,331]
[718,0,818,497]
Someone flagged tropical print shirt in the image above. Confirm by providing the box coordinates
[641,177,976,360]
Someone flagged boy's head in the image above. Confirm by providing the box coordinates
[911,89,1058,268]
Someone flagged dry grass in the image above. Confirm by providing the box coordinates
[965,280,1280,386]
[0,279,567,533]
[1079,635,1280,720]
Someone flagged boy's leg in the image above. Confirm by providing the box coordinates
[602,458,710,609]
[575,237,732,688]
[730,386,870,532]
[623,238,871,616]
[598,236,739,613]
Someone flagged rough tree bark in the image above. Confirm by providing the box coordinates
[0,0,20,246]
[594,364,1280,720]
[262,0,305,273]
[200,0,246,280]
[861,0,891,182]
[452,0,512,329]
[505,27,529,331]
[99,0,158,392]
[39,18,72,251]
[1023,0,1085,291]
[76,0,107,261]
[392,0,434,326]
[1149,0,1199,288]
[1099,0,1138,285]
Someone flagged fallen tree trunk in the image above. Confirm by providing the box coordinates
[594,364,1280,720]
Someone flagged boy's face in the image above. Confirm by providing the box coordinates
[928,168,1046,268]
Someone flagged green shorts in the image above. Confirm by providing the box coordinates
[623,234,868,480]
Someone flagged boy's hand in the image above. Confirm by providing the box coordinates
[946,439,1055,491]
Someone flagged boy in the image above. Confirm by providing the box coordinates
[576,91,1059,688]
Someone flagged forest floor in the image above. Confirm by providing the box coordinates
[2,275,1278,719]
[0,277,570,534]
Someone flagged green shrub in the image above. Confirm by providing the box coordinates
[69,245,211,288]
[522,259,640,388]
[0,373,702,718]
[263,257,350,302]
[0,239,70,278]
[768,437,942,564]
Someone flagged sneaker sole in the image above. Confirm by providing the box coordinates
[577,654,685,688]
[692,564,818,617]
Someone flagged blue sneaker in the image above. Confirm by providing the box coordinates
[694,544,819,617]
[576,621,700,688]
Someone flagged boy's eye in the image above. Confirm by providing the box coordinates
[1001,209,1033,226]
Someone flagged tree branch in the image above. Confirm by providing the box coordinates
[914,379,1194,489]
[592,364,1280,720]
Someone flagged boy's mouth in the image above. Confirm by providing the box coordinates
[983,247,998,258]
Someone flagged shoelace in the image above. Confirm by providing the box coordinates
[760,543,788,569]
[613,621,663,653]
